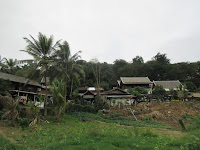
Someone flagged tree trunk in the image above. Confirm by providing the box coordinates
[56,106,62,122]
[70,78,73,99]
[44,71,48,116]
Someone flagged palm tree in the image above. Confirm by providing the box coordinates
[21,32,61,115]
[0,58,19,74]
[53,41,84,99]
[69,63,85,99]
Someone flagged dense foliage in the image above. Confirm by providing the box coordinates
[0,79,11,95]
[78,54,200,92]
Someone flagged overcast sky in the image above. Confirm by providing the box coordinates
[0,0,200,63]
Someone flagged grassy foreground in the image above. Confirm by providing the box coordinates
[1,113,200,150]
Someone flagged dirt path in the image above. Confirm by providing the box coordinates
[91,119,184,137]
[0,121,22,143]
[154,128,184,136]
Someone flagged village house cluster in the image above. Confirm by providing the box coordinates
[1,72,198,107]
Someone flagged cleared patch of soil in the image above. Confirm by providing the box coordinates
[154,128,184,136]
[0,121,22,143]
[105,101,200,128]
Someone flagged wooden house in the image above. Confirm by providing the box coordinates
[0,72,50,105]
[77,87,104,104]
[117,77,152,94]
[153,80,182,91]
[102,88,135,106]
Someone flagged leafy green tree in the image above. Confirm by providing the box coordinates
[90,58,101,89]
[185,81,197,92]
[134,86,148,94]
[113,59,127,78]
[152,85,166,101]
[90,58,103,109]
[94,93,104,110]
[152,52,170,64]
[128,87,147,101]
[132,56,144,63]
[50,79,66,121]
[168,88,177,100]
[128,88,141,97]
[177,84,188,101]
[100,62,116,89]
[100,81,109,91]
[0,79,11,96]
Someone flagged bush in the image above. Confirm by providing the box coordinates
[0,110,3,118]
[188,115,200,130]
[66,104,97,113]
[0,79,11,95]
[178,119,186,131]
[17,118,30,130]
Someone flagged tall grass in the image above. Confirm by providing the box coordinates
[0,135,28,150]
[2,113,200,149]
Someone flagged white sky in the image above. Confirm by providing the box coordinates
[0,0,200,63]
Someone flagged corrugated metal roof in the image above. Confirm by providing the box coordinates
[120,77,152,84]
[0,72,41,87]
[107,95,136,98]
[153,80,181,89]
[102,88,130,95]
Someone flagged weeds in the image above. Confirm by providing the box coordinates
[179,119,186,131]
[1,113,200,149]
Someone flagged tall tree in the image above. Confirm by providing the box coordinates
[21,32,60,115]
[91,58,101,89]
[53,41,84,99]
[132,56,144,63]
[113,59,127,78]
[152,52,170,64]
[152,85,166,101]
[0,58,19,74]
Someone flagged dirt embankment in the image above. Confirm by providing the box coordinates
[105,102,200,128]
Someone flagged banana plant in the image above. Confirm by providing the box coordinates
[50,79,66,121]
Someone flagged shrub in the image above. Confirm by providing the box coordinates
[66,104,97,113]
[0,110,3,118]
[89,129,101,137]
[141,129,158,137]
[17,118,30,130]
[141,116,152,121]
[0,79,11,96]
[188,115,200,130]
[178,119,186,131]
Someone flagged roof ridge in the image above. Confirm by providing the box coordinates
[154,80,180,82]
[121,77,148,78]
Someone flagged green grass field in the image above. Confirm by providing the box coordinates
[1,113,200,150]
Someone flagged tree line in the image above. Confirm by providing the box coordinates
[1,33,200,96]
[78,53,200,93]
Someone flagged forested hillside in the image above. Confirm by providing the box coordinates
[78,53,200,92]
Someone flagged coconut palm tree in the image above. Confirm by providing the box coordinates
[53,41,84,99]
[0,58,19,74]
[69,63,85,99]
[21,32,61,115]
